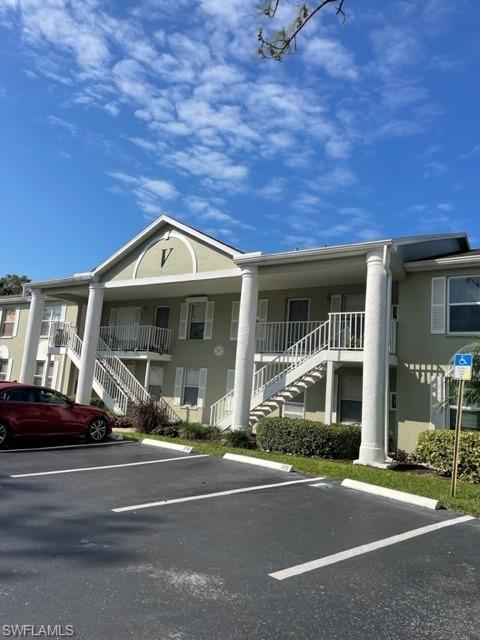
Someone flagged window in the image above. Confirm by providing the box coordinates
[38,388,69,405]
[183,368,200,405]
[283,392,305,419]
[2,387,36,402]
[339,376,362,423]
[33,361,44,387]
[0,359,9,381]
[189,303,206,340]
[448,380,480,431]
[33,360,55,387]
[40,303,63,337]
[0,307,17,337]
[448,276,480,333]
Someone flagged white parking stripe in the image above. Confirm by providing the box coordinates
[10,454,209,477]
[112,477,325,512]
[0,441,135,453]
[269,515,475,580]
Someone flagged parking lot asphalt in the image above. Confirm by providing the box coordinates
[1,440,479,640]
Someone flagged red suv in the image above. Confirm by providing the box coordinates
[0,382,112,447]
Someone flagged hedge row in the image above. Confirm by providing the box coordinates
[415,430,480,483]
[256,417,361,459]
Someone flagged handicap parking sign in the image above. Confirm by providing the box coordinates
[453,353,473,380]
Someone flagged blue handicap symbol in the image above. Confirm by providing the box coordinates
[454,353,473,367]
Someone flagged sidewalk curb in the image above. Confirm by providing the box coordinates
[223,452,293,473]
[341,479,443,510]
[142,438,195,454]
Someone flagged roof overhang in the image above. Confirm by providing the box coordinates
[405,254,480,272]
[235,240,394,268]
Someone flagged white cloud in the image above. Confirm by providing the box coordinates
[47,114,77,134]
[303,37,359,81]
[168,146,249,183]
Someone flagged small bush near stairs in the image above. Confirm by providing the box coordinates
[256,418,361,460]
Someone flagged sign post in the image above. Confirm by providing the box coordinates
[450,353,473,498]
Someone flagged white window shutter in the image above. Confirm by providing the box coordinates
[197,368,208,408]
[230,301,240,341]
[330,295,342,313]
[6,359,13,381]
[430,373,448,429]
[12,308,20,337]
[204,302,215,340]
[178,303,188,340]
[174,367,184,405]
[431,277,446,334]
[257,299,268,322]
[332,375,339,423]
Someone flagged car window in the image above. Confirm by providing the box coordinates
[3,388,36,402]
[38,389,69,405]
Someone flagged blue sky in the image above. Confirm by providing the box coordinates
[0,0,479,281]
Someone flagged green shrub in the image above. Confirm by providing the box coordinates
[224,430,254,449]
[131,399,171,434]
[415,430,480,483]
[178,422,221,441]
[256,417,361,459]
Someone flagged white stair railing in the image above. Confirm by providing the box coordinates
[49,322,179,421]
[210,389,234,426]
[210,320,330,427]
[49,322,129,413]
[256,320,323,353]
[97,336,150,404]
[253,320,330,397]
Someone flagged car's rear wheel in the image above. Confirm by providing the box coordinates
[0,422,9,448]
[86,418,108,443]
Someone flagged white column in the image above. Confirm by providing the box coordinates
[19,289,45,384]
[356,250,390,467]
[324,361,335,425]
[144,359,151,389]
[76,283,104,405]
[231,266,259,431]
[41,353,52,387]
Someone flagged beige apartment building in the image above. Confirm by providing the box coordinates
[1,215,479,464]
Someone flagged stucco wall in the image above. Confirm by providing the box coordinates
[396,266,480,451]
[101,224,236,282]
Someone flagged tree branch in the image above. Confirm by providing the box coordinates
[257,0,347,61]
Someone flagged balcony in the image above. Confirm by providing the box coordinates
[255,312,398,356]
[99,325,172,356]
[255,313,366,354]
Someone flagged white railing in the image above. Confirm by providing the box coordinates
[328,312,365,350]
[253,320,330,397]
[49,321,179,421]
[210,389,234,427]
[99,325,172,354]
[256,321,323,353]
[97,336,151,404]
[49,322,129,414]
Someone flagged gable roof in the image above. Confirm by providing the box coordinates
[92,214,244,277]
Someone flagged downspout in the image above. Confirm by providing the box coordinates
[382,245,393,461]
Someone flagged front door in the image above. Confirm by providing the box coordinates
[286,299,310,346]
[155,306,170,329]
[36,388,82,434]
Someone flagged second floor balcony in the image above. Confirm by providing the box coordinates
[99,325,172,356]
[255,312,397,355]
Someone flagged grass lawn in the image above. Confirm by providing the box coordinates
[116,430,480,517]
